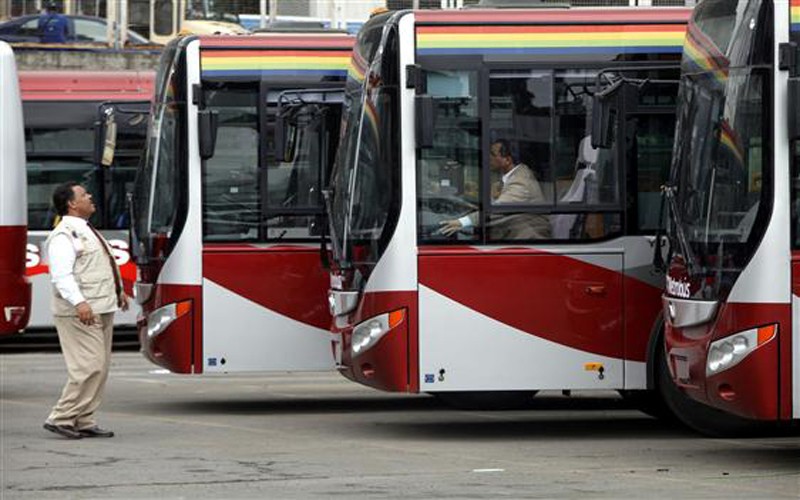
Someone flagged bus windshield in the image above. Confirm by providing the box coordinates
[329,12,399,273]
[668,0,771,300]
[132,39,184,264]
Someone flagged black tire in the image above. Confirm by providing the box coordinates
[433,391,538,411]
[654,333,770,437]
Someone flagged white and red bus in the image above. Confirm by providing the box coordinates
[0,41,30,335]
[19,70,153,330]
[130,32,353,373]
[662,0,800,434]
[325,7,696,409]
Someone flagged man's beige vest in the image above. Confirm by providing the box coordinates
[45,219,121,317]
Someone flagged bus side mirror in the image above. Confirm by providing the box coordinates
[275,113,298,163]
[198,109,218,160]
[591,79,625,149]
[416,95,434,149]
[100,108,117,167]
[789,77,800,140]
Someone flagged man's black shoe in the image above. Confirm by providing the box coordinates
[78,426,114,438]
[43,422,83,439]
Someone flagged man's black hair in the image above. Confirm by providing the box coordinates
[492,138,518,164]
[52,181,80,216]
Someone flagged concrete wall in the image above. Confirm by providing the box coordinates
[13,47,161,71]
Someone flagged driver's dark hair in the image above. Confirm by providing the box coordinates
[52,181,80,216]
[492,138,517,163]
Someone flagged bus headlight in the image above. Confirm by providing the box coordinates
[351,309,404,356]
[147,300,192,339]
[706,324,777,376]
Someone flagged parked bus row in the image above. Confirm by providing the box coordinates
[129,5,707,419]
[6,0,797,437]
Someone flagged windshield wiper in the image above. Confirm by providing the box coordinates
[322,189,348,269]
[662,183,699,278]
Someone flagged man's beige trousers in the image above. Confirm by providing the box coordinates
[47,312,114,430]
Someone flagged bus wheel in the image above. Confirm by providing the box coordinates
[432,391,537,411]
[655,333,768,437]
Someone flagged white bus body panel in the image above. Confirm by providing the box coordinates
[202,279,333,372]
[417,237,657,391]
[419,284,624,390]
[418,251,626,391]
[0,41,25,227]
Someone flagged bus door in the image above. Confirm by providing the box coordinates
[595,67,681,387]
[416,67,625,392]
[198,82,341,372]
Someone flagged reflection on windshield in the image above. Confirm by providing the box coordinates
[675,71,763,246]
[133,40,182,263]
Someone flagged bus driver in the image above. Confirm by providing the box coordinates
[438,139,551,240]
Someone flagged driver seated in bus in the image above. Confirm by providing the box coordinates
[439,139,551,240]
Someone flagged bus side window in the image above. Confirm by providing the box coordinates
[417,69,480,243]
[202,86,260,241]
[484,70,553,242]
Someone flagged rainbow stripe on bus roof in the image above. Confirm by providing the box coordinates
[792,0,800,32]
[201,49,351,78]
[415,23,686,56]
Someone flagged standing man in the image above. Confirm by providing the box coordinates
[439,139,551,240]
[43,182,127,439]
[38,2,70,44]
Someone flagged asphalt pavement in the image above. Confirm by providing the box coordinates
[2,351,799,499]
